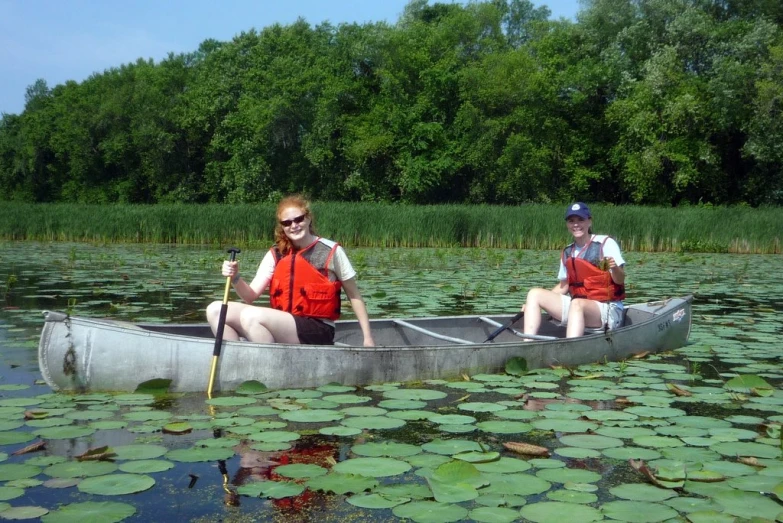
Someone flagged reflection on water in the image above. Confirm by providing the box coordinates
[0,241,782,521]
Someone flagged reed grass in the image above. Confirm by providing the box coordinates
[0,202,779,253]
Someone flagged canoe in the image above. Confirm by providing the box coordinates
[38,296,692,393]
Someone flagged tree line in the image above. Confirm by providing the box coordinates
[0,0,781,206]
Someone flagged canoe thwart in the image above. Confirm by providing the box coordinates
[478,317,557,341]
[392,319,474,345]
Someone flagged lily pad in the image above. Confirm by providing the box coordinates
[352,442,422,458]
[341,416,405,430]
[600,500,678,522]
[520,501,602,522]
[166,447,235,462]
[0,506,50,519]
[118,460,174,474]
[346,492,409,509]
[307,472,378,494]
[279,409,344,423]
[0,463,41,481]
[40,501,136,523]
[77,473,155,495]
[237,480,305,499]
[422,439,482,456]
[43,461,117,479]
[392,500,468,523]
[383,389,447,401]
[333,457,411,477]
[609,483,678,502]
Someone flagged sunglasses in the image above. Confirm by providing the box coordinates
[279,214,307,227]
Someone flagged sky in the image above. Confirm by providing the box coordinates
[0,0,581,116]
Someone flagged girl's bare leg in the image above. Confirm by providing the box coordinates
[565,299,603,338]
[523,288,564,335]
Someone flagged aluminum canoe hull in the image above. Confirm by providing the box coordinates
[38,296,692,393]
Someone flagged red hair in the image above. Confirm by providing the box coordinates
[274,194,316,255]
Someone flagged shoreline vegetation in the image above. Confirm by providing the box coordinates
[0,203,779,254]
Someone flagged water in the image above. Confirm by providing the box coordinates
[1,241,782,521]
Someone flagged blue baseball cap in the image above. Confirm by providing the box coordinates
[565,202,591,220]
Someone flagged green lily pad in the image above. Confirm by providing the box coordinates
[609,483,678,501]
[505,357,528,376]
[724,374,773,395]
[431,460,484,486]
[377,399,428,410]
[427,476,479,503]
[247,431,301,443]
[333,457,411,477]
[235,381,267,394]
[600,500,678,522]
[166,447,235,462]
[352,442,422,458]
[406,454,452,469]
[429,414,476,425]
[77,473,155,495]
[0,486,24,501]
[0,505,50,519]
[458,402,507,413]
[279,409,344,423]
[341,416,405,430]
[422,439,482,456]
[558,434,623,449]
[392,500,468,523]
[520,501,602,522]
[321,394,371,404]
[481,472,551,496]
[0,432,35,445]
[319,426,361,437]
[274,463,328,479]
[712,489,783,519]
[0,463,42,481]
[40,501,135,523]
[43,461,117,479]
[547,489,598,504]
[307,472,378,494]
[237,480,305,499]
[711,441,781,458]
[118,460,174,474]
[340,406,388,417]
[33,425,96,439]
[383,389,447,401]
[454,451,500,463]
[347,492,409,509]
[474,457,531,474]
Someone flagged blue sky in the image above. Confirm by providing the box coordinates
[0,0,580,116]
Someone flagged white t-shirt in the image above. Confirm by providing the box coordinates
[254,238,356,285]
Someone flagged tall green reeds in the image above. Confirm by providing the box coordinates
[0,202,779,253]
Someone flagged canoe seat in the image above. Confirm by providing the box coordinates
[392,320,474,345]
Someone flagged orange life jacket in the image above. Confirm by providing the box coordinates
[562,236,625,302]
[269,238,342,320]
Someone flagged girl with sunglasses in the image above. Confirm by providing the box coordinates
[521,202,626,338]
[206,194,375,346]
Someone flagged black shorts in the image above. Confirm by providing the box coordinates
[293,316,335,345]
